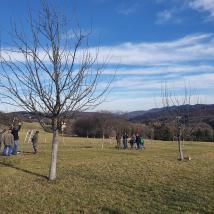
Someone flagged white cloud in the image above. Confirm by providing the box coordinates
[1,33,214,111]
[111,72,214,91]
[189,0,214,17]
[117,2,139,15]
[2,33,214,66]
[156,0,214,23]
[96,71,214,111]
[90,33,214,66]
[103,64,214,76]
[96,94,214,111]
[156,9,182,25]
[156,10,173,24]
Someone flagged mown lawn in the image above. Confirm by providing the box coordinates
[0,123,213,214]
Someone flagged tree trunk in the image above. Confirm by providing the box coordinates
[49,118,59,181]
[178,135,184,161]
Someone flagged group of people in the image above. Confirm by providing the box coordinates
[0,122,22,156]
[0,122,39,156]
[116,132,145,150]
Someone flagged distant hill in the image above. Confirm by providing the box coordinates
[1,104,214,129]
[126,104,214,129]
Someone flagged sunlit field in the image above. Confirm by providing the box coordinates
[0,123,213,214]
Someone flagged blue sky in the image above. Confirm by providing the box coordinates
[0,0,214,112]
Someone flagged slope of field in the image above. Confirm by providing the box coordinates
[0,123,213,214]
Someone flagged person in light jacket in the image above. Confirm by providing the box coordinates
[0,128,6,151]
[2,128,14,156]
[122,132,129,149]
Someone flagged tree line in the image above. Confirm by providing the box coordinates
[62,112,214,142]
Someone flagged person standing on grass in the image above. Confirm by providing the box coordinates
[130,134,136,149]
[135,133,141,149]
[2,128,14,156]
[140,136,145,150]
[11,122,22,155]
[122,132,129,149]
[116,133,121,150]
[31,131,39,154]
[0,129,6,152]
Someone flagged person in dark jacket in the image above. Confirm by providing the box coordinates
[135,133,141,150]
[129,134,136,149]
[31,131,39,154]
[11,122,22,154]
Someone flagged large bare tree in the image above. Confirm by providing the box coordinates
[0,1,113,180]
[161,84,198,161]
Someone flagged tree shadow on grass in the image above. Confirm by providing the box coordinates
[21,151,36,155]
[101,207,123,214]
[0,160,48,180]
[79,146,94,149]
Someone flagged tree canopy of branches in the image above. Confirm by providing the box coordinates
[161,84,199,160]
[0,1,113,180]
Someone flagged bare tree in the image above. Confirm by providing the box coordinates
[0,1,113,180]
[161,84,197,161]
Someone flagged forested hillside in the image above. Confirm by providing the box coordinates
[1,104,214,141]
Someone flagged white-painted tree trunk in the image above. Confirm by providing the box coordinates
[178,136,184,161]
[49,118,59,181]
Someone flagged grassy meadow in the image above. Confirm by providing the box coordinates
[0,123,213,214]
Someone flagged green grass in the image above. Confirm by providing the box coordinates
[0,123,213,214]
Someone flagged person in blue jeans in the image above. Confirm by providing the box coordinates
[2,128,14,156]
